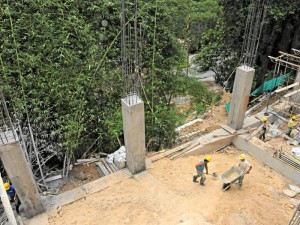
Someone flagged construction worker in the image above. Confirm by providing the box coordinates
[4,182,21,213]
[286,115,297,137]
[238,154,252,188]
[259,117,269,141]
[4,182,16,202]
[193,155,212,186]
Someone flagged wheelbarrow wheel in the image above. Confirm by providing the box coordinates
[223,183,231,191]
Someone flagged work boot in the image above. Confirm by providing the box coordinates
[193,176,197,183]
[200,182,205,186]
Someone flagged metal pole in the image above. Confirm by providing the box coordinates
[0,173,18,225]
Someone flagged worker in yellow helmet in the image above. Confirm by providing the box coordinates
[238,154,252,188]
[193,155,212,186]
[3,182,21,213]
[259,117,269,142]
[286,115,297,137]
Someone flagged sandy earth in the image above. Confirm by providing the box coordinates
[48,87,299,225]
[48,147,296,225]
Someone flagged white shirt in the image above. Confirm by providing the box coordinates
[239,160,251,173]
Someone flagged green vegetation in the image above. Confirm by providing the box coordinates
[0,0,299,156]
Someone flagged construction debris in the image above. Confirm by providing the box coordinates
[175,118,203,132]
[245,125,263,141]
[283,189,297,198]
[106,146,126,170]
[95,159,119,177]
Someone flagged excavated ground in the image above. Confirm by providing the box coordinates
[48,146,295,225]
[48,87,298,224]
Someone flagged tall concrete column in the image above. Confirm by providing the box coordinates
[293,69,300,107]
[121,95,146,174]
[227,65,255,130]
[0,141,44,218]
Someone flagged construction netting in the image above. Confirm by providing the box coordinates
[225,73,292,112]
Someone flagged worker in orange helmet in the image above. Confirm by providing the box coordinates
[193,155,212,186]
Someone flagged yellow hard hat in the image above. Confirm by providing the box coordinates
[292,116,297,120]
[205,155,212,162]
[239,154,246,160]
[262,117,268,122]
[4,182,10,191]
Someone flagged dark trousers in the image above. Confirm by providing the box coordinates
[286,127,293,137]
[259,128,266,141]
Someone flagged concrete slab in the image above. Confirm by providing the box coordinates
[182,134,234,157]
[43,169,132,212]
[22,213,49,225]
[290,198,300,207]
[283,189,297,198]
[242,116,261,129]
[289,185,300,193]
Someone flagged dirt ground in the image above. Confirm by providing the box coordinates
[48,147,296,225]
[48,86,299,225]
[58,163,100,193]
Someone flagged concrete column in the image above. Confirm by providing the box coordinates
[121,95,146,174]
[227,65,255,130]
[292,69,300,109]
[0,141,44,218]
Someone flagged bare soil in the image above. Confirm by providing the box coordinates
[48,147,296,225]
[58,163,100,193]
[48,84,298,224]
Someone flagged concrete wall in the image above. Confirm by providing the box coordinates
[0,141,44,218]
[183,135,234,157]
[227,65,255,130]
[233,136,300,184]
[121,96,146,174]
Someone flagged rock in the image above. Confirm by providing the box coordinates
[283,189,297,198]
[289,185,300,194]
[290,198,300,207]
[56,206,62,214]
[75,172,89,181]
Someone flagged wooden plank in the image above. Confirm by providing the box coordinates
[44,175,62,183]
[275,82,300,93]
[77,158,98,163]
[220,124,236,134]
[110,162,119,171]
[171,144,202,160]
[95,162,109,176]
[283,89,300,98]
[282,134,296,142]
[151,140,195,162]
[101,159,114,174]
[101,159,115,173]
[245,125,263,141]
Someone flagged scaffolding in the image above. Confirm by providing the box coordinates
[0,88,18,145]
[267,50,300,116]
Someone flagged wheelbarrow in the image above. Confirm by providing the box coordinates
[220,166,244,190]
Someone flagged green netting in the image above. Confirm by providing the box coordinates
[250,73,291,96]
[225,102,230,112]
[225,73,291,112]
